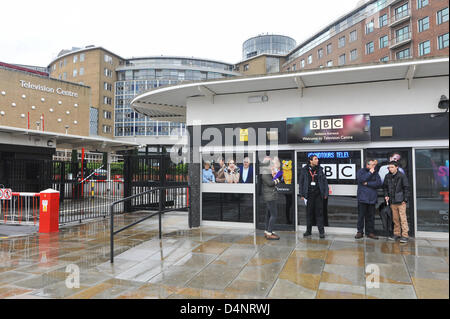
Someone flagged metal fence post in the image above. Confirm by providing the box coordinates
[158,188,163,239]
[110,204,114,263]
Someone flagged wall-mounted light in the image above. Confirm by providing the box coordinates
[31,105,36,110]
[11,103,16,107]
[47,140,54,147]
[57,118,62,122]
[20,113,25,118]
[0,111,5,116]
[22,94,26,99]
[438,95,449,110]
[431,95,449,118]
[49,108,54,112]
[74,103,78,108]
[41,98,45,102]
[73,120,78,125]
[1,91,5,96]
[66,111,70,115]
[58,101,62,105]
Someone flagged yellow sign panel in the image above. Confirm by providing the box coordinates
[240,129,248,142]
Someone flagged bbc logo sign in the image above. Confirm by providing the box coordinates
[302,164,356,180]
[310,118,344,130]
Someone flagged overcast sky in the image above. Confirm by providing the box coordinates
[0,0,360,67]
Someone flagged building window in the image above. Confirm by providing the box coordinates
[366,41,374,54]
[437,7,449,25]
[349,30,357,42]
[379,35,389,48]
[396,47,411,60]
[73,55,78,63]
[103,111,112,119]
[301,59,305,68]
[379,14,388,27]
[307,55,312,64]
[63,72,67,80]
[380,56,389,62]
[104,82,112,91]
[419,40,431,56]
[318,48,324,59]
[104,54,113,64]
[396,25,410,42]
[53,64,56,71]
[326,60,333,67]
[103,125,112,134]
[338,54,346,65]
[73,69,77,77]
[338,36,346,48]
[59,61,63,68]
[79,67,84,76]
[103,96,112,105]
[243,64,249,71]
[326,43,332,55]
[418,16,430,32]
[104,68,112,77]
[350,49,358,61]
[395,3,409,20]
[365,21,374,34]
[80,53,85,62]
[292,64,297,71]
[417,0,428,9]
[438,33,449,49]
[63,58,67,66]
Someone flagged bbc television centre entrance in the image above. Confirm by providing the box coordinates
[131,58,449,238]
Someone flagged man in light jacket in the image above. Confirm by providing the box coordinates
[356,159,382,240]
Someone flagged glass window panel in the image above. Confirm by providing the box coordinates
[415,149,449,232]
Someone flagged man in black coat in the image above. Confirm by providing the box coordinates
[356,159,382,240]
[299,155,329,238]
[383,161,410,243]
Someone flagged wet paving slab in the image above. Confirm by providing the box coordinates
[0,212,448,299]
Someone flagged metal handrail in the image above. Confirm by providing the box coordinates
[110,185,189,263]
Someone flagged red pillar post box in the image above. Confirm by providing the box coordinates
[39,189,60,233]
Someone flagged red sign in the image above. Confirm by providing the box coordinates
[0,189,12,200]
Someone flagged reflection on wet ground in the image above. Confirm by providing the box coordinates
[0,212,448,299]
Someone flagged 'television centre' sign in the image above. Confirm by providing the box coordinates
[287,114,370,143]
[20,80,79,98]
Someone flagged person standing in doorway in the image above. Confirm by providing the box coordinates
[383,161,410,243]
[261,156,282,240]
[299,155,329,238]
[355,159,382,240]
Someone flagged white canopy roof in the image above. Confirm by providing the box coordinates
[0,125,139,151]
[131,57,449,122]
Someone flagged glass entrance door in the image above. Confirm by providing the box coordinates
[364,148,415,236]
[256,150,296,231]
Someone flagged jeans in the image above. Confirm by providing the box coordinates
[306,191,324,234]
[357,202,375,235]
[265,200,278,233]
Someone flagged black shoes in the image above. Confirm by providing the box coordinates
[303,231,312,237]
[319,233,325,239]
[355,232,364,239]
[399,237,409,243]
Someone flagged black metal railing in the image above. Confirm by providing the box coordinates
[110,185,189,263]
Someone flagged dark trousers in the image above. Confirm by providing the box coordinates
[306,191,324,234]
[357,202,375,235]
[265,200,278,233]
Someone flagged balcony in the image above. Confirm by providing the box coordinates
[388,0,406,6]
[390,9,411,27]
[390,31,412,49]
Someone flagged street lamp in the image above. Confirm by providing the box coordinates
[65,125,69,134]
